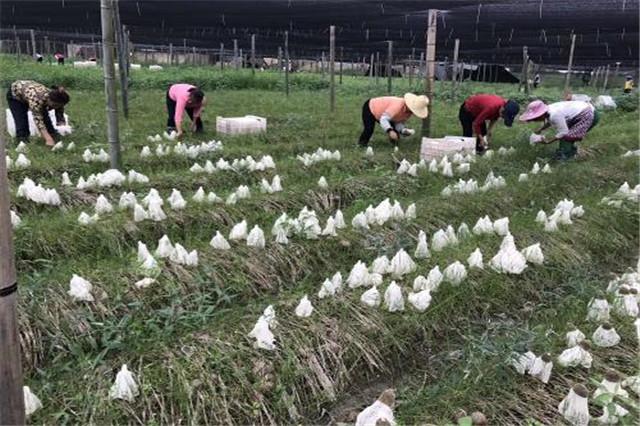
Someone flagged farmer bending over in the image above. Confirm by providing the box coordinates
[458,94,519,154]
[166,83,206,138]
[520,100,599,161]
[6,80,70,147]
[358,93,429,147]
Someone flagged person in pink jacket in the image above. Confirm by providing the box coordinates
[166,83,206,137]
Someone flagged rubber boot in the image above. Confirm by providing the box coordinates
[554,140,577,161]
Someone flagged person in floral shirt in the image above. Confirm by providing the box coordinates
[6,80,70,146]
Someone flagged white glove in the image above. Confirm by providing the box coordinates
[529,133,544,145]
[401,128,416,136]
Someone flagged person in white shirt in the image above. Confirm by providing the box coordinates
[519,100,599,160]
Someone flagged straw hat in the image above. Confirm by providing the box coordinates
[404,93,429,119]
[519,100,549,122]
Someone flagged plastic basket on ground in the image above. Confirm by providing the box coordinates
[5,109,71,137]
[420,136,476,161]
[216,115,267,135]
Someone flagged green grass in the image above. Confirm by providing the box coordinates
[3,58,639,424]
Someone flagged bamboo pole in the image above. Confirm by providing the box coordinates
[0,129,24,425]
[329,25,336,112]
[387,41,393,94]
[284,31,289,96]
[100,0,121,169]
[422,9,437,137]
[564,34,576,93]
[113,0,129,119]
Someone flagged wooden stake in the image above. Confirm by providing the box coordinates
[284,31,289,96]
[251,34,256,75]
[339,46,343,84]
[564,33,576,92]
[234,39,239,70]
[30,29,37,57]
[169,43,173,65]
[329,25,336,112]
[602,64,610,92]
[451,38,460,94]
[422,9,437,137]
[521,46,530,94]
[387,40,393,94]
[409,47,415,87]
[0,130,24,426]
[100,0,121,168]
[321,51,326,77]
[369,53,374,79]
[13,27,20,63]
[219,42,224,71]
[375,51,380,85]
[45,36,51,64]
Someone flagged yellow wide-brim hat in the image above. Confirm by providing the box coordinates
[404,93,429,119]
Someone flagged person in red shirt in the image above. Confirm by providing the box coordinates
[358,93,429,147]
[458,94,519,153]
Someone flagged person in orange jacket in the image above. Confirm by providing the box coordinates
[358,93,429,147]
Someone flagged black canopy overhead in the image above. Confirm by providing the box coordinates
[1,0,638,66]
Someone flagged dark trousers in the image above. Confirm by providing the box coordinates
[166,90,203,132]
[358,99,376,145]
[358,99,397,146]
[6,89,56,139]
[458,103,487,137]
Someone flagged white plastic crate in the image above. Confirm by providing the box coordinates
[216,115,267,135]
[5,109,71,137]
[73,60,97,68]
[594,95,616,109]
[570,94,592,102]
[420,135,476,161]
